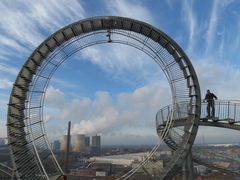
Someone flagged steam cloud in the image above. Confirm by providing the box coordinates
[44,85,170,138]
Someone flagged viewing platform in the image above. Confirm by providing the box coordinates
[156,100,240,132]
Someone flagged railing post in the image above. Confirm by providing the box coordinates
[234,103,236,122]
[227,101,230,120]
[161,109,164,123]
[167,105,170,120]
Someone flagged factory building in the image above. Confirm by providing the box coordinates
[91,135,101,155]
[85,136,90,152]
[53,140,61,152]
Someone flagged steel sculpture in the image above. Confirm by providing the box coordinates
[7,16,201,179]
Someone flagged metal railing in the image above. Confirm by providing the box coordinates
[156,100,240,176]
[201,100,240,123]
[156,100,240,129]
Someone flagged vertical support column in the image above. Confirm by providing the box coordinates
[64,121,71,175]
[182,150,194,180]
[182,159,187,180]
[186,152,194,180]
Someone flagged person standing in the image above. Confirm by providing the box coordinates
[204,90,217,118]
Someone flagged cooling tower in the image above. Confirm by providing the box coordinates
[61,135,72,152]
[74,134,86,152]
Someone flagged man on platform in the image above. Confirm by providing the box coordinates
[204,90,218,118]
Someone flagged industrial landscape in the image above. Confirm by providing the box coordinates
[1,135,240,179]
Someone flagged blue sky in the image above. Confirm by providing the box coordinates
[0,0,240,145]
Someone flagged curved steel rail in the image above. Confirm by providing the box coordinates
[0,163,13,178]
[119,107,176,179]
[156,100,240,176]
[7,16,201,179]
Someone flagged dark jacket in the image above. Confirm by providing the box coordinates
[205,93,217,102]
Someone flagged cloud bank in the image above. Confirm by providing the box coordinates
[44,84,170,142]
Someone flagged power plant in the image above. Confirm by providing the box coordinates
[61,135,69,152]
[74,134,86,152]
[91,135,101,155]
[61,134,101,154]
[85,136,90,152]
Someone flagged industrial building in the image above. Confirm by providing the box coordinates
[91,135,101,155]
[53,140,61,152]
[61,135,72,152]
[74,134,86,152]
[85,136,90,152]
[61,134,101,154]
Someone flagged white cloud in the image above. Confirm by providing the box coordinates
[0,35,29,59]
[117,85,170,111]
[71,106,119,135]
[80,44,148,71]
[206,0,219,52]
[45,86,65,109]
[0,0,85,55]
[0,63,18,76]
[0,78,13,89]
[44,84,169,143]
[206,0,233,52]
[105,0,154,24]
[181,0,197,53]
[194,57,240,100]
[59,98,92,122]
[79,44,164,86]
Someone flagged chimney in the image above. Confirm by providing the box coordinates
[64,121,71,174]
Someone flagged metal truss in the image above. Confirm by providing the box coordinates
[7,16,201,179]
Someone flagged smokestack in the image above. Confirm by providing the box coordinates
[74,134,86,152]
[64,121,71,174]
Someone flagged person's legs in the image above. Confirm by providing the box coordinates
[211,101,215,117]
[207,102,211,117]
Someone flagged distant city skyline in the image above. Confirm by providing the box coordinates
[0,0,240,145]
